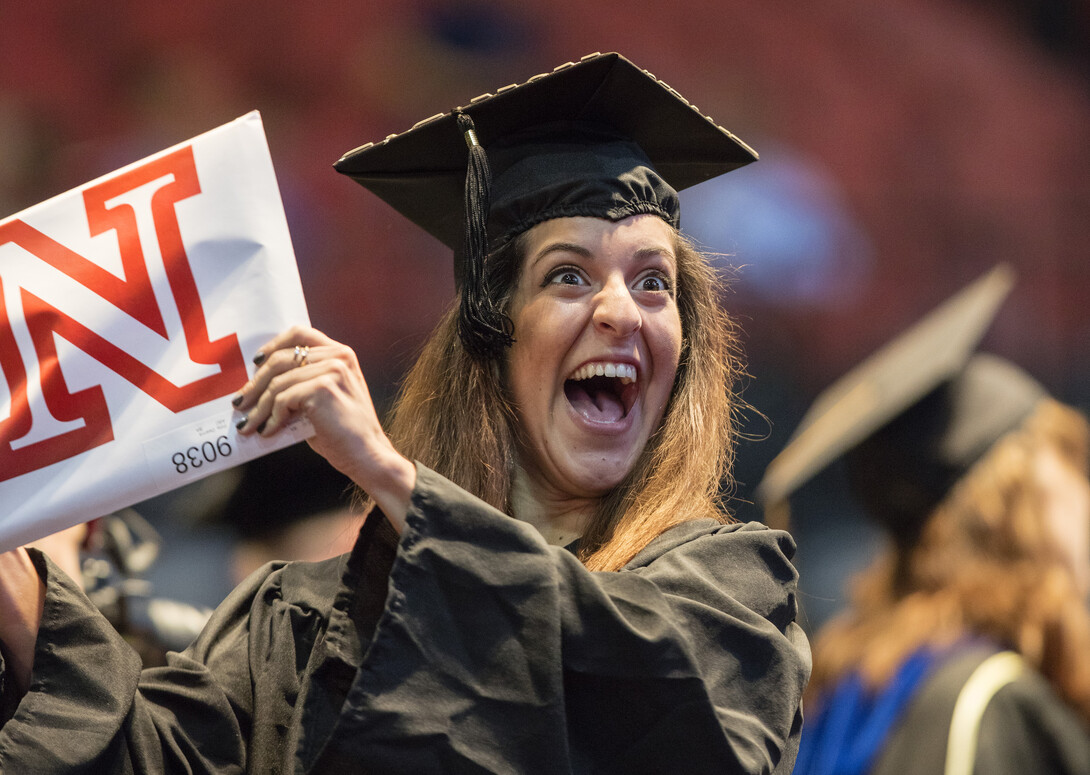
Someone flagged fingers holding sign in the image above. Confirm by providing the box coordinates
[232,326,415,532]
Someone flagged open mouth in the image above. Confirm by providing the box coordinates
[564,362,639,423]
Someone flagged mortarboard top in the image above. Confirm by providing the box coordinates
[206,443,355,540]
[756,264,1048,532]
[334,51,756,299]
[335,52,755,360]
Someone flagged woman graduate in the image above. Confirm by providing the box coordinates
[758,266,1090,775]
[0,53,809,773]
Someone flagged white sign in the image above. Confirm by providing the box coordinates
[0,112,312,551]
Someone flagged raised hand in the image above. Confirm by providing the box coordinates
[0,547,45,701]
[231,326,416,532]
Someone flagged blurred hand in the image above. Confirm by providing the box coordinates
[0,547,45,700]
[26,522,92,587]
[232,326,416,532]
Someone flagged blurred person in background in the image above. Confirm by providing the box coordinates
[207,442,363,585]
[759,265,1090,775]
[0,53,809,773]
[26,512,211,668]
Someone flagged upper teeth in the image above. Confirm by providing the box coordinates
[570,362,637,384]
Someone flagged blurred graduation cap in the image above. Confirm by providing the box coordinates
[334,51,756,359]
[756,265,1048,535]
[206,443,356,541]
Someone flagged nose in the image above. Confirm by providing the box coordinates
[592,275,641,338]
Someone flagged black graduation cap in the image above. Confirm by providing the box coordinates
[755,265,1048,534]
[207,443,356,541]
[334,51,756,359]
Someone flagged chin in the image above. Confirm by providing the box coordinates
[561,450,642,496]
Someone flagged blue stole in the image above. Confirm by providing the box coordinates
[794,648,938,775]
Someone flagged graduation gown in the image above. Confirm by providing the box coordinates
[0,464,810,774]
[873,645,1090,775]
[797,643,1090,775]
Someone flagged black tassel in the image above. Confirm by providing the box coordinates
[455,110,513,360]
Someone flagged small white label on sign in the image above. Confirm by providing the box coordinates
[143,411,315,492]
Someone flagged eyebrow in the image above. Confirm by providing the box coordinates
[528,241,677,271]
[529,241,592,270]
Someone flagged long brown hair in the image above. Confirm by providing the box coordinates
[808,399,1090,725]
[383,227,742,571]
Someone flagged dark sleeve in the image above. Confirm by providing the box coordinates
[316,463,811,775]
[972,672,1090,775]
[0,547,330,773]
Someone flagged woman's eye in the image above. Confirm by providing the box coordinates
[636,273,672,293]
[545,268,586,286]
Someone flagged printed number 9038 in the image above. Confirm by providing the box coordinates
[172,435,233,474]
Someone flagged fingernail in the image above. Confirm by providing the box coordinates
[231,394,244,408]
[256,420,268,434]
[252,352,267,366]
[236,415,248,430]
